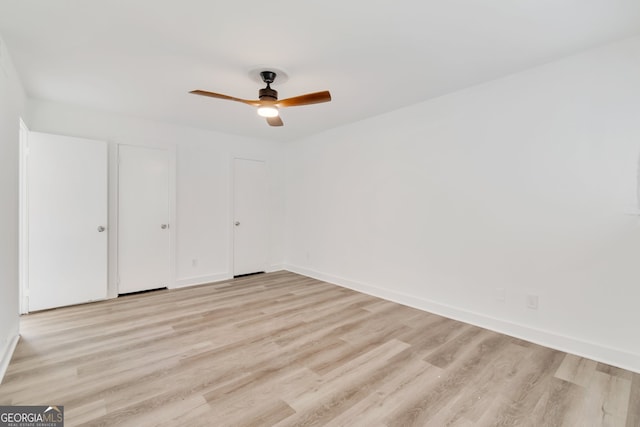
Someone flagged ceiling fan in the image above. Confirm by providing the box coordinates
[190,71,331,127]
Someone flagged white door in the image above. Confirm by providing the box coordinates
[27,132,108,311]
[233,158,268,276]
[118,145,170,294]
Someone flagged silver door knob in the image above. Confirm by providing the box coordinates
[161,224,168,229]
[97,226,106,232]
[235,221,240,226]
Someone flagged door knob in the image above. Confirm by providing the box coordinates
[161,224,168,229]
[235,221,240,226]
[97,226,106,232]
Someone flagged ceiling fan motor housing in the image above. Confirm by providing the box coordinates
[259,87,278,101]
[259,71,278,101]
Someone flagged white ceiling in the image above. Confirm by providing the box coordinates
[1,0,639,142]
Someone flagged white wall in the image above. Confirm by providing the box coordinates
[0,34,26,381]
[285,36,640,372]
[27,100,286,296]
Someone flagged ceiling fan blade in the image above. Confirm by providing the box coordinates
[189,90,261,106]
[267,116,284,127]
[276,91,332,108]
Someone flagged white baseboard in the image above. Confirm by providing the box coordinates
[283,264,640,374]
[173,272,231,289]
[0,333,19,384]
[267,264,285,272]
[174,266,285,289]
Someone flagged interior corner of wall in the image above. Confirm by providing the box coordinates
[0,332,20,384]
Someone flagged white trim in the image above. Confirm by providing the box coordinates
[174,266,284,289]
[173,273,231,289]
[267,264,284,272]
[18,118,29,314]
[168,145,178,290]
[107,141,119,298]
[283,264,640,374]
[0,334,19,384]
[228,155,235,278]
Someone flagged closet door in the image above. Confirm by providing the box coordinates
[118,145,170,293]
[28,132,108,311]
[233,158,268,276]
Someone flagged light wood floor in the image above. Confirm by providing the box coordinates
[1,271,638,426]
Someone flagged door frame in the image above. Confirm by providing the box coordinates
[112,143,177,297]
[230,156,269,277]
[18,118,29,314]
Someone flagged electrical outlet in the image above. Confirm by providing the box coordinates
[526,294,539,310]
[495,288,506,303]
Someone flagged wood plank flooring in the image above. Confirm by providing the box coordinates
[0,271,638,426]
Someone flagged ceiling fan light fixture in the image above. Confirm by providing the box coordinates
[190,69,331,127]
[257,106,279,118]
